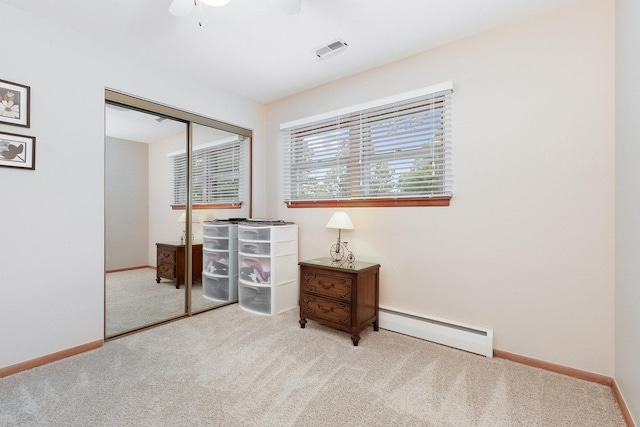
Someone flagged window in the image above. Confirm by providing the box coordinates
[169,136,248,209]
[281,82,452,207]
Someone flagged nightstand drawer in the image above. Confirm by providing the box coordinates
[302,271,351,301]
[301,294,351,326]
[158,249,176,264]
[157,263,175,279]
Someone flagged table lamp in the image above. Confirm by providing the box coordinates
[178,211,200,244]
[326,211,355,264]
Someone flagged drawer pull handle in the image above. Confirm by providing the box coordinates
[318,280,335,290]
[318,304,334,314]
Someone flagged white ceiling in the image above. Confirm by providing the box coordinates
[3,0,584,103]
[105,104,186,143]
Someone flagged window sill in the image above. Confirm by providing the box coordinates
[171,203,243,210]
[284,197,451,208]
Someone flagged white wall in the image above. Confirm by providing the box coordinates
[267,0,615,375]
[148,131,189,266]
[615,0,640,422]
[0,2,265,368]
[105,137,149,271]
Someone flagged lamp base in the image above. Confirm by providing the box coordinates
[180,230,194,245]
[329,241,355,267]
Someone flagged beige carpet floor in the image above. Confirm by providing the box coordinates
[0,304,625,426]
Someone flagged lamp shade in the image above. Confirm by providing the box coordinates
[326,212,354,230]
[177,212,201,223]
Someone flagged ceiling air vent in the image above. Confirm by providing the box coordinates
[315,39,348,60]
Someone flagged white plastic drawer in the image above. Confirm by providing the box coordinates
[239,227,271,241]
[203,238,229,251]
[239,241,270,256]
[202,225,229,238]
[203,252,230,276]
[239,255,271,284]
[202,275,230,302]
[239,284,271,314]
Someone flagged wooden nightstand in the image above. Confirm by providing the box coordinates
[156,242,203,289]
[298,257,380,346]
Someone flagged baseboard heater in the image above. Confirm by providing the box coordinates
[378,305,494,358]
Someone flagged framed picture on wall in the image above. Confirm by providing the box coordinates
[0,132,35,170]
[0,79,30,128]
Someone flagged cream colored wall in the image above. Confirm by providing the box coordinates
[0,3,265,368]
[105,137,149,270]
[266,0,615,375]
[615,0,640,422]
[148,131,188,266]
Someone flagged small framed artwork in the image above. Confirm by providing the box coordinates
[0,132,35,170]
[0,79,30,128]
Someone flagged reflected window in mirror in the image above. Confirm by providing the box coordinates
[168,130,249,210]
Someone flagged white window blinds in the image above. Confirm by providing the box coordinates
[281,83,452,203]
[169,136,247,206]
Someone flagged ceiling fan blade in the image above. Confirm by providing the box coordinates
[269,0,301,15]
[169,0,194,16]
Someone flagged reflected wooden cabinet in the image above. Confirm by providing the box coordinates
[155,242,202,289]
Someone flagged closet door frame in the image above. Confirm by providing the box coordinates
[105,88,252,338]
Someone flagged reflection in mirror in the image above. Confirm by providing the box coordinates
[105,103,189,337]
[189,123,251,312]
[105,97,252,338]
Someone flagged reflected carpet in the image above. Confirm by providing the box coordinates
[106,267,221,336]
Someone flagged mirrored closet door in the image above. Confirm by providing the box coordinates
[104,91,252,339]
[190,123,251,313]
[105,104,189,337]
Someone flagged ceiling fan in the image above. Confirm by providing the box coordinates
[169,0,302,17]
